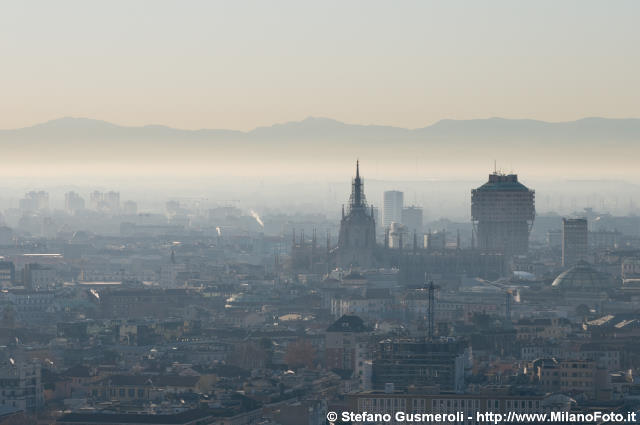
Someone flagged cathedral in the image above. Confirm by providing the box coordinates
[336,161,376,269]
[289,160,504,281]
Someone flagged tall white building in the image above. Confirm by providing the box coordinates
[383,190,403,228]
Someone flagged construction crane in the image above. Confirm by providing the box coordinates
[480,278,521,323]
[427,281,436,341]
[420,275,440,341]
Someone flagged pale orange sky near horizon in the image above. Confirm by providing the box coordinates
[1,0,639,131]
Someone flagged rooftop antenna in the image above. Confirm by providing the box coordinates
[493,160,497,174]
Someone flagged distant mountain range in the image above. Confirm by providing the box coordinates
[1,116,639,165]
[3,116,640,142]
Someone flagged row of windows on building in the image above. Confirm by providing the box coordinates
[357,397,542,413]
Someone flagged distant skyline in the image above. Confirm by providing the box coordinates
[1,1,639,131]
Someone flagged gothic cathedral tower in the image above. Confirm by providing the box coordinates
[337,161,376,269]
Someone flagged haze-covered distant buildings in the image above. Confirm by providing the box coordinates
[401,206,423,241]
[90,191,120,213]
[562,217,588,267]
[19,191,49,213]
[0,163,638,423]
[64,191,85,214]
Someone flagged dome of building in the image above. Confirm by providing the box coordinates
[551,261,611,292]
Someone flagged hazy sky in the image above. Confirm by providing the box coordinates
[1,0,639,131]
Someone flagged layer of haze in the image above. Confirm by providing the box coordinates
[1,0,639,131]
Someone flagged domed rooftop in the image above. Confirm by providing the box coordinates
[552,261,611,292]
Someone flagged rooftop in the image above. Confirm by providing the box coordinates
[326,315,368,333]
[474,173,532,192]
[57,409,214,425]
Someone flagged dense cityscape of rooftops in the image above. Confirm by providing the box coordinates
[0,160,637,424]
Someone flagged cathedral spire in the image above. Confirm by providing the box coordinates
[349,160,367,211]
[337,159,376,269]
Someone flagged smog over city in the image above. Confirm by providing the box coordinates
[0,2,639,425]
